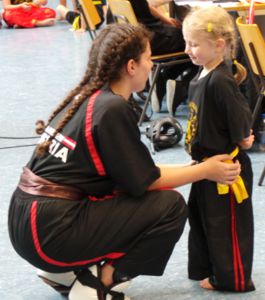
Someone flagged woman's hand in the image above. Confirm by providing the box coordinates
[167,18,182,28]
[150,155,240,191]
[149,4,182,28]
[203,154,241,184]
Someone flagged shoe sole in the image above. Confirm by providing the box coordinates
[38,275,72,296]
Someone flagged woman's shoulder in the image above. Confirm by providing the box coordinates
[97,89,126,108]
[92,89,131,120]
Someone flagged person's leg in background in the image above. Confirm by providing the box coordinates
[164,2,197,115]
[149,24,189,113]
[58,0,77,11]
[166,64,198,116]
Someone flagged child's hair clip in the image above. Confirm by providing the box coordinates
[207,22,213,32]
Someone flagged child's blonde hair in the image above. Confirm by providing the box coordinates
[183,6,246,84]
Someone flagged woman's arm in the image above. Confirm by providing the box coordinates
[148,154,241,190]
[148,4,181,27]
[148,0,171,7]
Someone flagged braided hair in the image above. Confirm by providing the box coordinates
[36,23,152,156]
[182,6,247,85]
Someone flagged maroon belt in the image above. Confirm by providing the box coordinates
[18,167,85,201]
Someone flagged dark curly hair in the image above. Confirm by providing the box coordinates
[35,23,152,156]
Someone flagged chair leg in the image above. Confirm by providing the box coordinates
[87,29,97,40]
[251,89,265,127]
[138,64,161,126]
[258,165,265,186]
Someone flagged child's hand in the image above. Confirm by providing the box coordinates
[33,0,47,7]
[238,130,255,149]
[20,3,32,11]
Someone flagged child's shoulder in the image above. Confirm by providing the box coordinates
[213,62,232,78]
[209,62,235,88]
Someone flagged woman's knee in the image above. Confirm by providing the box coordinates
[158,189,188,226]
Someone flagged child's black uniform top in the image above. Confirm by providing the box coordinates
[185,61,252,159]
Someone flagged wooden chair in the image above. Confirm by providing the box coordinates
[77,0,101,40]
[108,0,190,126]
[236,17,265,186]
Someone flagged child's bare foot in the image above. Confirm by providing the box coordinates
[36,18,55,27]
[200,278,215,290]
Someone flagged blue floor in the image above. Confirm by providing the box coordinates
[0,14,265,300]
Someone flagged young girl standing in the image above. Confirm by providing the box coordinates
[183,7,255,292]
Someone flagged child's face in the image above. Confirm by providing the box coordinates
[183,30,222,69]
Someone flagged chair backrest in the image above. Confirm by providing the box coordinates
[108,0,138,25]
[78,0,101,31]
[236,17,265,77]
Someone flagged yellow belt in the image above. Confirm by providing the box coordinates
[217,147,248,203]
